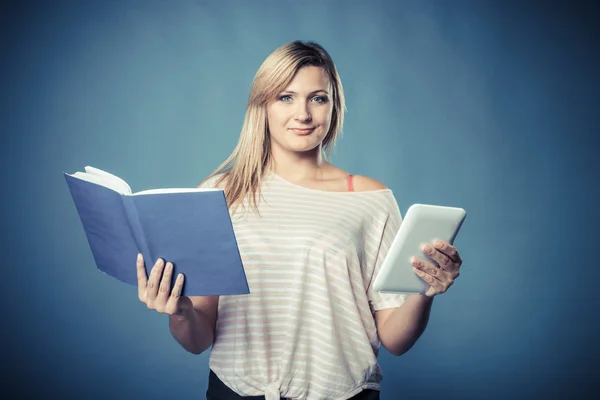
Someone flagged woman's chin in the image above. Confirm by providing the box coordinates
[282,143,322,155]
[270,135,325,156]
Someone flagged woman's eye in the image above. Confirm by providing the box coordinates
[279,95,328,103]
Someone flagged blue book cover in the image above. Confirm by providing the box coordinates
[64,166,250,296]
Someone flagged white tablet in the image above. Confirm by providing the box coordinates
[372,204,467,295]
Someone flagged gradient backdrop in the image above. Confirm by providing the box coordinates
[2,0,599,399]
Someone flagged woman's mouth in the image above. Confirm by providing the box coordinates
[290,128,315,135]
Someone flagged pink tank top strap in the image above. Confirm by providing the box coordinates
[347,174,354,192]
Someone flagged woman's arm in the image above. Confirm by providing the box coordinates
[375,295,433,356]
[376,240,463,356]
[169,295,219,354]
[352,175,463,356]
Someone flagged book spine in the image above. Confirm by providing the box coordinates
[121,196,153,267]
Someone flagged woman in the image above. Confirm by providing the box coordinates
[136,41,463,400]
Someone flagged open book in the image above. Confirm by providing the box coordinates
[64,166,249,296]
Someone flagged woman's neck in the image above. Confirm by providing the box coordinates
[269,148,329,182]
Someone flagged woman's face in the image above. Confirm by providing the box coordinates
[266,66,333,157]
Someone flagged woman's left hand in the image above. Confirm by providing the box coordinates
[411,240,463,297]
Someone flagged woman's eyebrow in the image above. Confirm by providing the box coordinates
[280,90,330,95]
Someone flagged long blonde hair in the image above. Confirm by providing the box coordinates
[200,41,346,213]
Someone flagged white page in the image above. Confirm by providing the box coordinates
[69,171,131,194]
[133,188,219,195]
[68,166,220,195]
[84,166,132,194]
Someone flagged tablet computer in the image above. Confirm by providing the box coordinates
[372,204,467,295]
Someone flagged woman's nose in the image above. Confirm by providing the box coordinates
[294,102,312,122]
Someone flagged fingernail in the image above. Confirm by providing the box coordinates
[434,240,443,248]
[411,258,420,267]
[156,258,164,266]
[422,244,432,254]
[137,253,142,262]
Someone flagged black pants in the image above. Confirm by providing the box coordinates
[207,369,380,400]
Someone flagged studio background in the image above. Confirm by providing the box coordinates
[2,0,598,399]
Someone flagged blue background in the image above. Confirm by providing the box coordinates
[2,0,599,398]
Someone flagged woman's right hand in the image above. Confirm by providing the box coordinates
[136,254,192,316]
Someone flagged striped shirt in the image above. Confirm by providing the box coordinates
[203,172,407,400]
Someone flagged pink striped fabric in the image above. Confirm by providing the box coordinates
[202,173,407,400]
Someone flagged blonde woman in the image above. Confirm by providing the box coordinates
[136,41,463,400]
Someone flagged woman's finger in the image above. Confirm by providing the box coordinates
[422,244,459,276]
[422,244,451,268]
[136,254,148,302]
[156,262,174,306]
[412,257,454,296]
[434,240,462,264]
[413,267,443,289]
[411,257,444,283]
[166,274,185,314]
[146,258,165,307]
[414,267,452,296]
[172,274,184,299]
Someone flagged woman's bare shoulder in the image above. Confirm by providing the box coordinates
[351,175,388,191]
[326,165,388,192]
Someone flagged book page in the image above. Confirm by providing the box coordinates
[84,166,132,194]
[69,171,131,194]
[133,188,220,195]
[68,166,212,196]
